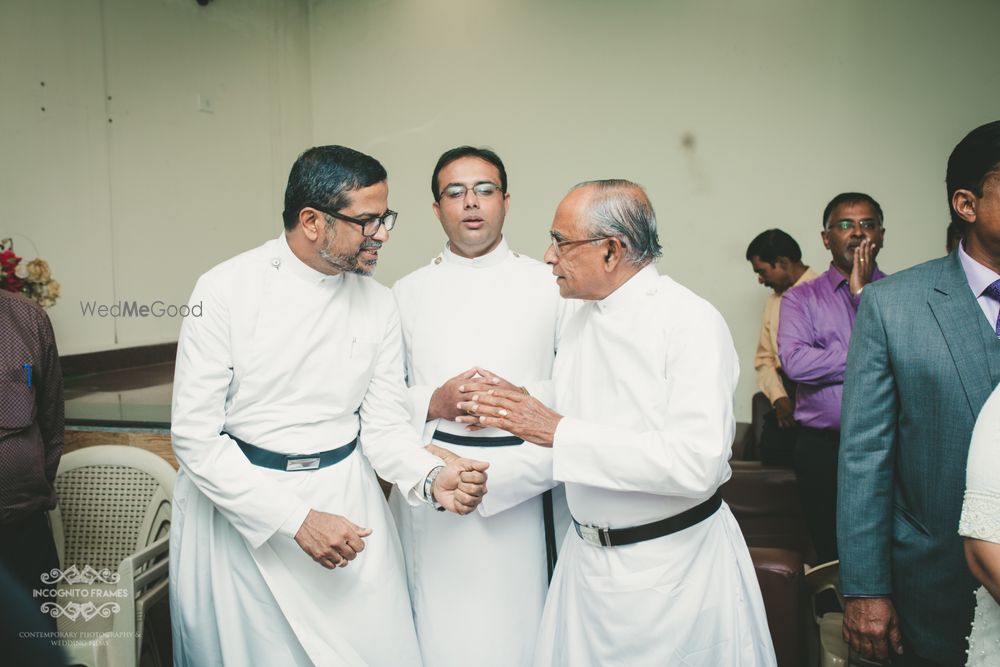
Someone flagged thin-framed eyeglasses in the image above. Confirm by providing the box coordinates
[307,204,397,237]
[548,232,620,257]
[439,182,503,200]
[826,219,882,233]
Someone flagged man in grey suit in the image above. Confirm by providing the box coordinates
[839,120,1000,666]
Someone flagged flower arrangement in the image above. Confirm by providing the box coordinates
[0,238,60,309]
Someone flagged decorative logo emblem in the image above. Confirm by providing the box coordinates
[40,565,120,586]
[41,600,121,621]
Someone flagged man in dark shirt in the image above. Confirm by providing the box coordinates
[0,288,64,633]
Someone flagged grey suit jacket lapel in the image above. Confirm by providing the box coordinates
[928,251,997,416]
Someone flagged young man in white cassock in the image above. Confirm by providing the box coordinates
[391,146,569,667]
[169,145,489,667]
[463,180,777,666]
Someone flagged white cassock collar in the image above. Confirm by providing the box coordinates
[275,233,345,289]
[442,236,511,269]
[595,264,661,314]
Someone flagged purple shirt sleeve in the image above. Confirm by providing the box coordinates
[777,282,848,387]
[37,311,64,484]
[775,265,887,431]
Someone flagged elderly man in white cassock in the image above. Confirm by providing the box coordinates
[391,146,568,667]
[169,145,490,667]
[462,180,777,666]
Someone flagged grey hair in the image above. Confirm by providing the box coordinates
[571,179,663,267]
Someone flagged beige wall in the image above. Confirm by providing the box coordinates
[3,0,999,419]
[0,0,312,354]
[307,0,1000,420]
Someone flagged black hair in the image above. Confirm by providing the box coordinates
[946,220,965,253]
[431,146,507,202]
[946,121,1000,226]
[821,192,884,228]
[282,145,387,230]
[745,228,803,264]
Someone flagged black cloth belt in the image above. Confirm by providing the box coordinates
[573,489,723,547]
[223,431,357,472]
[542,489,557,582]
[432,428,557,577]
[431,430,524,447]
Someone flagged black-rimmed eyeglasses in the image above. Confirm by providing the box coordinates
[307,204,397,237]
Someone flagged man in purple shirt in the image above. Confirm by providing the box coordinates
[777,192,887,563]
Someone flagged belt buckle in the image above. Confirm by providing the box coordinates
[285,456,321,472]
[577,523,611,547]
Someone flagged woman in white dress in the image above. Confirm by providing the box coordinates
[960,383,1000,665]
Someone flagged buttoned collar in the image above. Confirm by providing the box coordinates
[442,237,510,269]
[595,264,660,314]
[958,240,1000,298]
[274,233,345,288]
[822,263,850,291]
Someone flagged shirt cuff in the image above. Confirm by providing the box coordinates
[550,416,580,482]
[277,503,311,539]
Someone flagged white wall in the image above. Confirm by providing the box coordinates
[306,0,1000,420]
[0,0,312,354]
[3,0,999,420]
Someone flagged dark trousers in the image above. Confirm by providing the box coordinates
[759,371,799,467]
[889,651,956,667]
[794,426,840,564]
[759,411,798,467]
[0,510,60,633]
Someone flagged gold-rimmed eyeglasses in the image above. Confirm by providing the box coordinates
[439,182,504,200]
[548,232,619,257]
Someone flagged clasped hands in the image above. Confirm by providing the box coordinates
[427,367,519,423]
[430,367,562,447]
[295,452,488,571]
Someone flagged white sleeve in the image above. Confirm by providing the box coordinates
[358,300,443,505]
[393,279,437,434]
[552,306,737,497]
[477,445,556,517]
[171,273,311,549]
[479,295,566,514]
[960,385,1000,543]
[403,384,436,435]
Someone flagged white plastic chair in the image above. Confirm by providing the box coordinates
[803,561,887,667]
[803,560,847,667]
[47,445,174,667]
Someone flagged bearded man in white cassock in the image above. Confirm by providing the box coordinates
[390,146,568,667]
[169,145,490,667]
[462,180,777,666]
